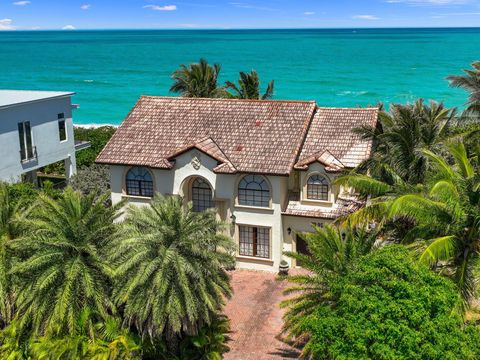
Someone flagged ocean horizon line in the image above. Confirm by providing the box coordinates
[3,26,480,32]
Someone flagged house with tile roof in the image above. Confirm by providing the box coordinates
[97,96,378,272]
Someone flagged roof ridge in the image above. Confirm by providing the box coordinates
[316,106,379,110]
[139,95,316,104]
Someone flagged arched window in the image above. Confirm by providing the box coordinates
[126,167,154,197]
[307,174,329,201]
[192,178,214,212]
[238,175,270,207]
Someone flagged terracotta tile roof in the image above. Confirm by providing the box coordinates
[97,96,316,175]
[295,107,378,171]
[96,97,378,175]
[282,192,365,220]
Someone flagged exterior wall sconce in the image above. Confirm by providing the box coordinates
[287,227,292,235]
[230,214,236,225]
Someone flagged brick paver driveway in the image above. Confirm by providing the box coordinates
[223,270,300,360]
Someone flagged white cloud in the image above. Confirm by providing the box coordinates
[62,25,76,30]
[304,11,315,15]
[432,11,480,15]
[229,2,278,11]
[143,4,177,11]
[0,19,15,30]
[386,0,471,5]
[352,14,380,20]
[13,1,30,5]
[80,4,91,10]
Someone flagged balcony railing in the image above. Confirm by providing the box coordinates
[20,146,38,163]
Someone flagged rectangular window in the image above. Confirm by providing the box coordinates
[239,225,270,259]
[18,121,34,161]
[58,113,67,142]
[58,118,67,142]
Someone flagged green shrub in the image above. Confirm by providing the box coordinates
[300,246,480,359]
[74,126,116,168]
[69,164,110,197]
[5,182,38,207]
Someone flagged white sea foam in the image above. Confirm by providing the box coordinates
[337,90,368,97]
[74,123,118,128]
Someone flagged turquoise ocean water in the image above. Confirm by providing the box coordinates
[0,28,479,125]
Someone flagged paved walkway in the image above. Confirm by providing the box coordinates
[223,270,300,360]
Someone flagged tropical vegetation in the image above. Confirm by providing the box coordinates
[355,99,457,185]
[294,246,480,359]
[281,224,377,340]
[109,195,234,348]
[170,58,227,98]
[225,70,274,99]
[0,185,234,359]
[282,61,480,358]
[447,61,480,117]
[170,58,275,99]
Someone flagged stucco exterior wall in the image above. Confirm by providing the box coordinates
[0,96,76,183]
[110,149,289,272]
[109,150,346,272]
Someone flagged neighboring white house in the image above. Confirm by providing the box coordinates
[97,96,378,272]
[0,90,86,184]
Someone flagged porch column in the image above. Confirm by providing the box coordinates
[64,153,77,181]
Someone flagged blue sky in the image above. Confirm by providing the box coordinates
[1,0,480,30]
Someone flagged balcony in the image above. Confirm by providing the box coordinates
[74,140,91,152]
[20,146,38,164]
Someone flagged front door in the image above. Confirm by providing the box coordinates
[295,234,311,267]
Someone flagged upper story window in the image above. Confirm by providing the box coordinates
[192,177,214,212]
[18,121,35,162]
[58,113,67,142]
[126,167,154,197]
[238,175,270,208]
[307,174,329,201]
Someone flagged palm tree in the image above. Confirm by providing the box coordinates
[447,61,480,116]
[384,142,480,307]
[281,225,377,347]
[0,183,28,328]
[338,142,480,307]
[355,99,456,185]
[10,188,121,336]
[170,58,227,98]
[30,310,141,360]
[109,195,234,347]
[225,70,274,99]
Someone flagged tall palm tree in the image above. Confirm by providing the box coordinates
[355,99,456,185]
[170,58,227,98]
[225,70,274,99]
[0,183,28,328]
[109,195,234,346]
[10,188,121,336]
[339,142,480,307]
[447,61,480,116]
[281,225,377,347]
[385,142,480,307]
